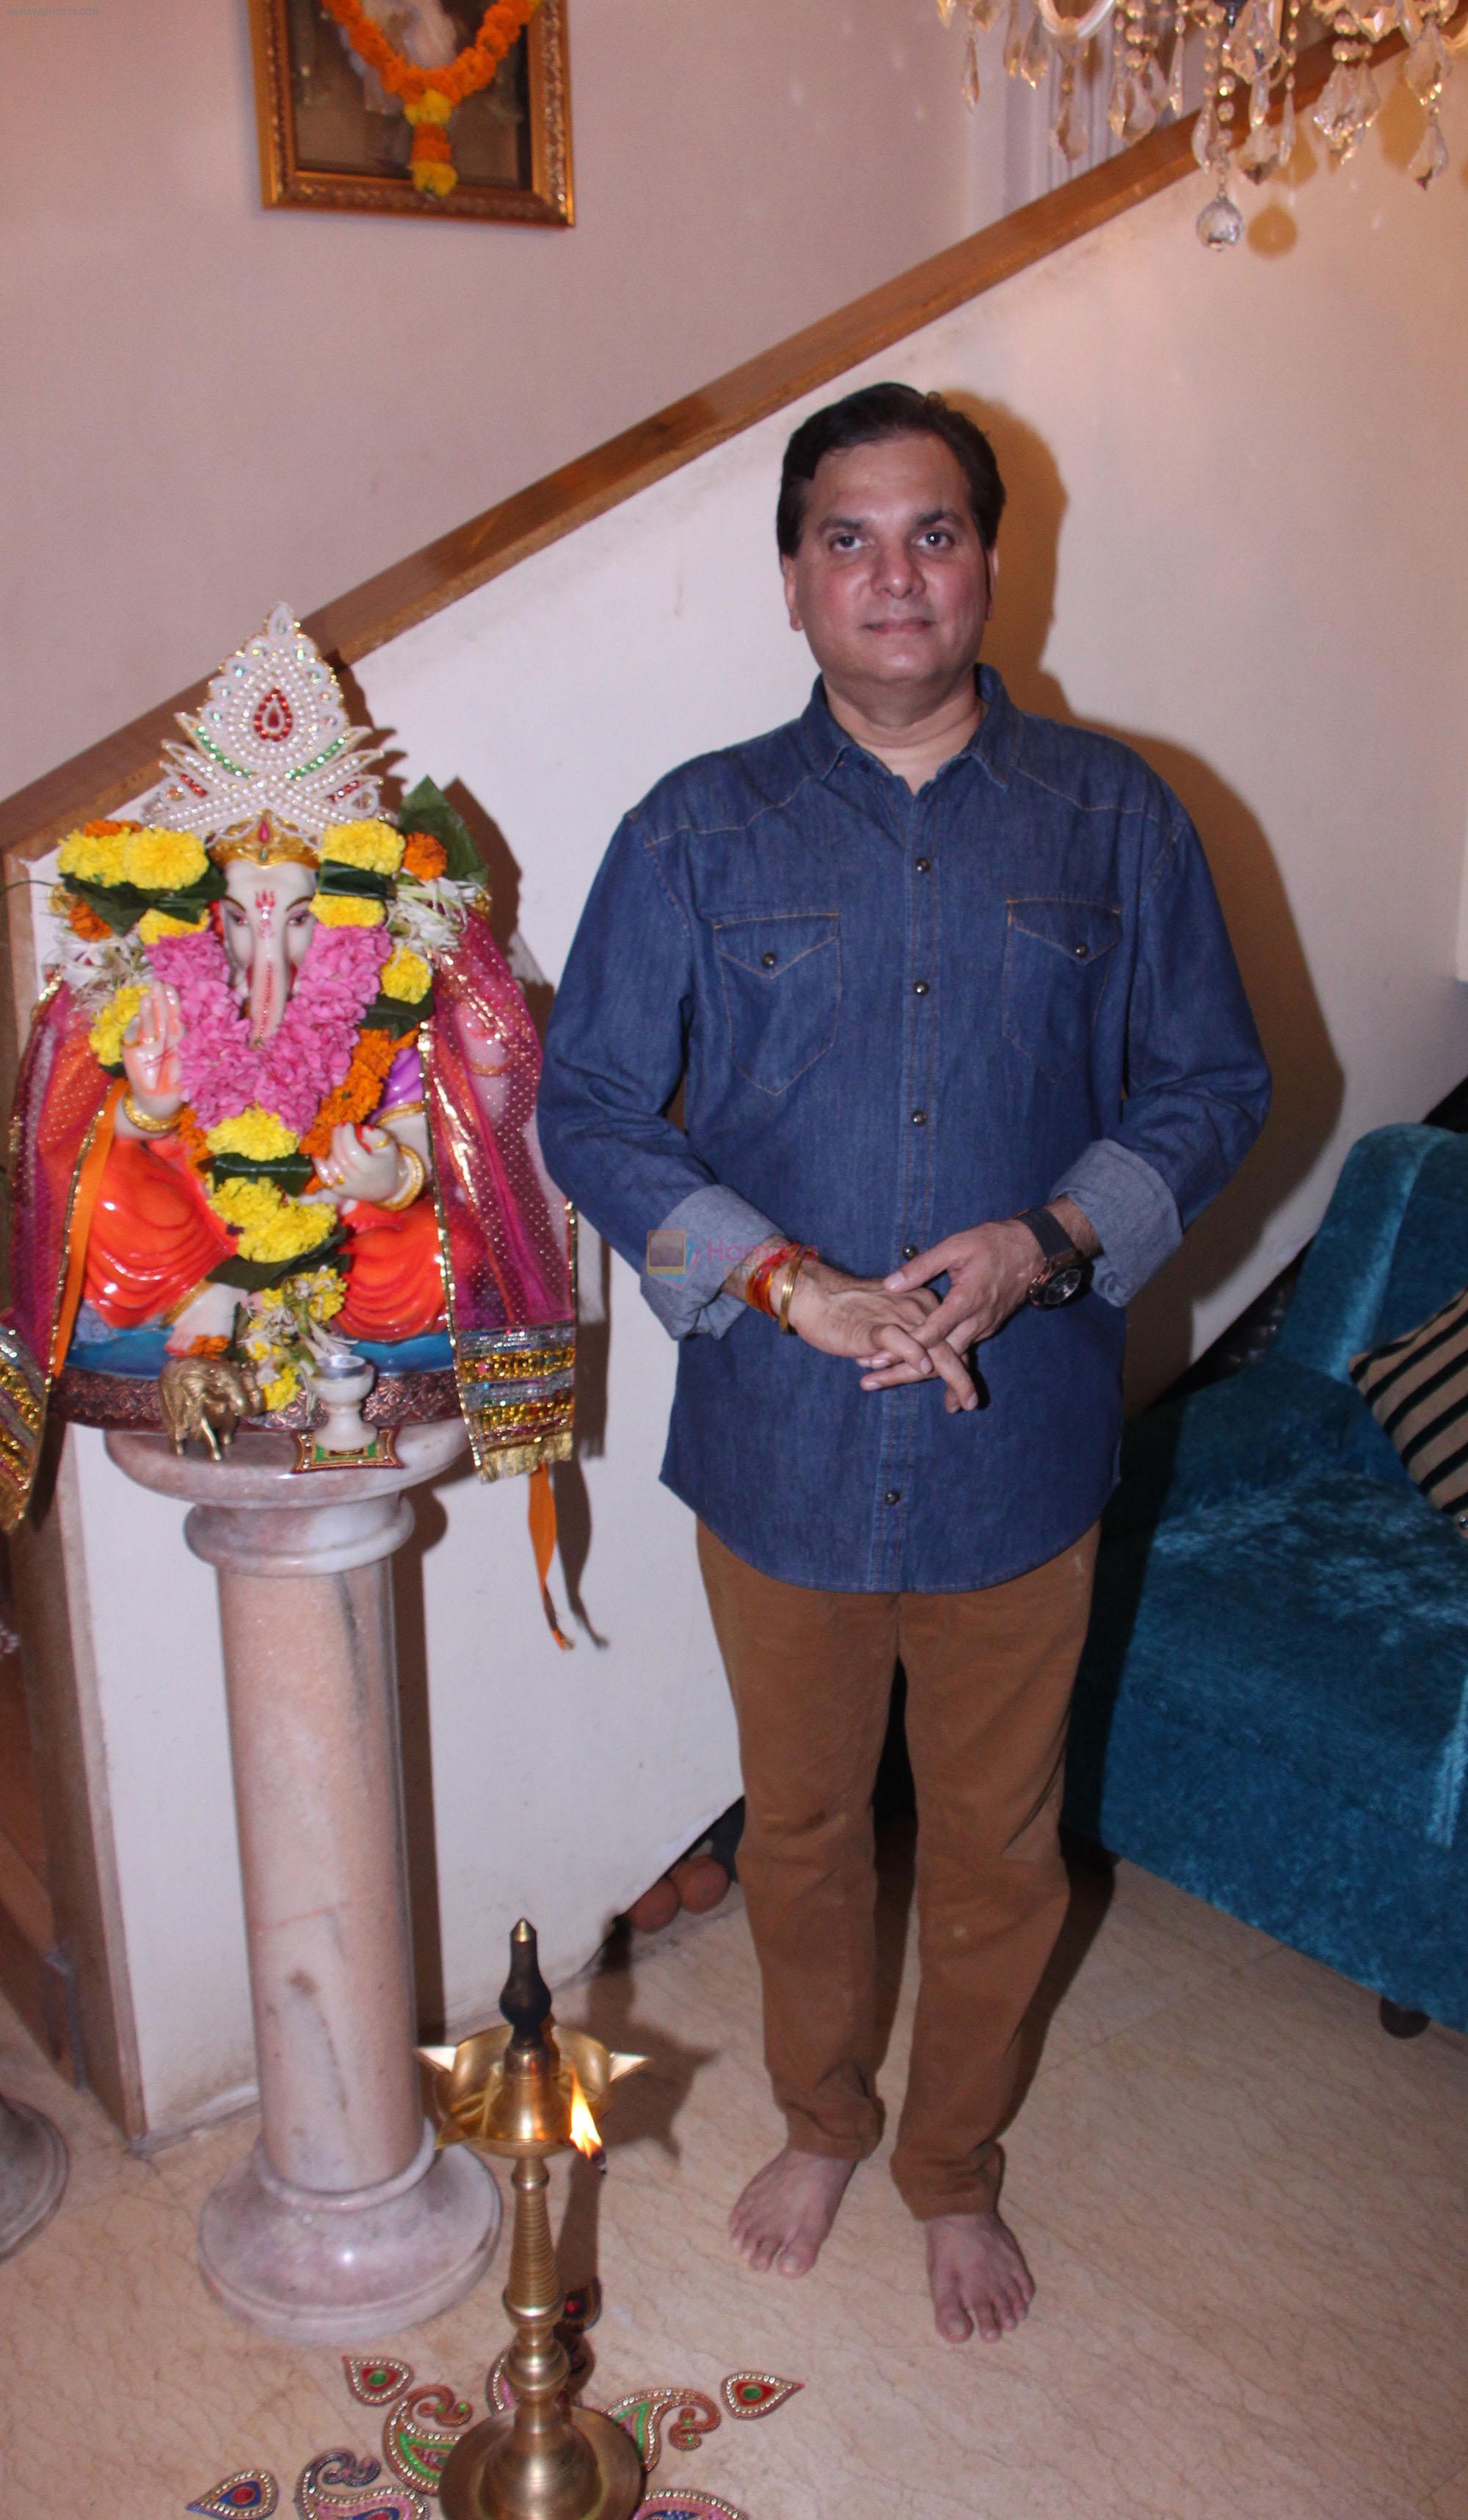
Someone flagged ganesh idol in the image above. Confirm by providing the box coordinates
[0,606,573,1528]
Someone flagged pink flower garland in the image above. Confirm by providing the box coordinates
[149,922,390,1133]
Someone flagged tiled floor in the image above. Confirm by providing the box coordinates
[3,1840,1467,2519]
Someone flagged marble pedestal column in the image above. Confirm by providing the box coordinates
[108,1423,500,2344]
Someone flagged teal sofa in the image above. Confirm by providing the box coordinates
[1065,1124,1468,2036]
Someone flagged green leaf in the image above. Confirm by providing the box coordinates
[208,1152,316,1194]
[62,863,225,937]
[207,1228,345,1293]
[360,981,431,1034]
[399,777,485,887]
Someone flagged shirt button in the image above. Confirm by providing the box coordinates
[884,1489,901,1506]
[901,1243,918,1261]
[911,1108,927,1125]
[915,855,931,874]
[912,980,929,996]
[761,951,778,968]
[1073,942,1090,959]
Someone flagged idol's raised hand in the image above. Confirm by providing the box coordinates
[120,982,185,1122]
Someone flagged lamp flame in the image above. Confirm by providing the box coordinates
[567,2074,606,2169]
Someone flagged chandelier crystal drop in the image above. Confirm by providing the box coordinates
[939,0,1462,245]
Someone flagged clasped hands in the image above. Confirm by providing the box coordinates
[785,1223,1044,1415]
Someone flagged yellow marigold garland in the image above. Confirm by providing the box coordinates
[123,829,208,890]
[380,945,432,1003]
[317,0,545,195]
[312,895,385,929]
[208,1176,335,1268]
[60,829,129,887]
[204,1107,301,1163]
[319,819,405,876]
[137,907,208,945]
[89,982,147,1070]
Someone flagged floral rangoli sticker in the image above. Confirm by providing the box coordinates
[294,2449,426,2520]
[382,2383,473,2492]
[186,2477,278,2518]
[633,2495,748,2520]
[342,2356,414,2410]
[719,2371,804,2421]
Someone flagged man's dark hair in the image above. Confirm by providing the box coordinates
[776,382,1006,559]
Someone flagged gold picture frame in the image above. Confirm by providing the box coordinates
[249,0,573,227]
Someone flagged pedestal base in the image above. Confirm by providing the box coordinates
[198,2124,500,2344]
[438,2405,644,2520]
[0,2096,68,2261]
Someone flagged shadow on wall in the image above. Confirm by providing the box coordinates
[966,396,1344,1409]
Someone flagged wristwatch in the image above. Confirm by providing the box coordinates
[1014,1208,1090,1310]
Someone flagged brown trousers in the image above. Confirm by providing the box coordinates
[697,1518,1099,2221]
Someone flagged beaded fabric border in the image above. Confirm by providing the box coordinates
[53,1364,459,1431]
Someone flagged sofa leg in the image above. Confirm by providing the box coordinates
[1379,1997,1430,2038]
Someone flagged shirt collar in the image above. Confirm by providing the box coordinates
[796,663,1020,792]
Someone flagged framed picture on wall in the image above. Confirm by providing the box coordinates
[248,0,572,226]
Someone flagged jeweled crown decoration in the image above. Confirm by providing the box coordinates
[938,0,1460,250]
[136,603,383,846]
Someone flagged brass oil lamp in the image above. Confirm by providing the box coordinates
[421,1920,645,2520]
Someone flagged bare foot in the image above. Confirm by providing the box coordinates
[925,2209,1036,2343]
[729,2144,856,2276]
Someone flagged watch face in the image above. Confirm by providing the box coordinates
[1032,1262,1086,1309]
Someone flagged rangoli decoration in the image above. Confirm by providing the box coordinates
[604,2389,721,2475]
[342,2356,415,2410]
[186,2477,279,2518]
[319,0,546,197]
[6,606,575,1627]
[197,2336,798,2520]
[293,2447,426,2520]
[633,2498,749,2520]
[719,2373,804,2422]
[382,2384,474,2493]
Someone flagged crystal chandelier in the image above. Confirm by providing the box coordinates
[938,0,1460,246]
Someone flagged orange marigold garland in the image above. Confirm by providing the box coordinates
[401,830,448,882]
[318,0,545,197]
[173,1106,213,1173]
[299,1024,401,1161]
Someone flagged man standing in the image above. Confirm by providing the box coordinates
[538,383,1269,2344]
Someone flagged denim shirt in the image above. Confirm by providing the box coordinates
[539,668,1270,1591]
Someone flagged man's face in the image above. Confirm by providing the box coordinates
[780,433,995,715]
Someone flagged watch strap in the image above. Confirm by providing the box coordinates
[1014,1207,1076,1268]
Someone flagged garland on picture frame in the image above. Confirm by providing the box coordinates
[317,0,547,196]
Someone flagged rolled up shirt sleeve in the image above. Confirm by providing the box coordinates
[1049,1137,1180,1308]
[539,817,778,1340]
[1051,808,1270,1307]
[641,1182,780,1339]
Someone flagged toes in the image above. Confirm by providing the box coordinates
[936,2301,973,2343]
[974,2303,1003,2343]
[777,2238,817,2277]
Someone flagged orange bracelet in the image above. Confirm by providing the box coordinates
[744,1241,800,1320]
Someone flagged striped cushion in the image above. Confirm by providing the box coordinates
[1350,1286,1468,1525]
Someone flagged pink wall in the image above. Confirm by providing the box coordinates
[0,0,994,794]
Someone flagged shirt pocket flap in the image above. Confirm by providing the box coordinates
[712,912,839,976]
[709,911,841,1094]
[1007,898,1121,966]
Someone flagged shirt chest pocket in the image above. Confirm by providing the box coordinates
[711,911,841,1095]
[1003,897,1122,1082]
